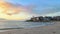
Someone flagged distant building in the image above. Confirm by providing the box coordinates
[31,17,39,22]
[26,16,60,22]
[53,16,60,21]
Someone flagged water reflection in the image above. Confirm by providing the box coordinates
[0,21,55,29]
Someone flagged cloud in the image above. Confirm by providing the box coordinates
[37,7,60,16]
[0,1,29,15]
[0,1,37,20]
[45,11,60,16]
[32,6,60,16]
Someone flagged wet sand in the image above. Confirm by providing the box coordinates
[0,22,60,34]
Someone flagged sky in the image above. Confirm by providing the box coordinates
[4,0,60,16]
[0,0,60,20]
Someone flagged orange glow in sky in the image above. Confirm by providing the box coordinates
[0,1,31,20]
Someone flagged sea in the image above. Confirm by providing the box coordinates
[0,20,55,32]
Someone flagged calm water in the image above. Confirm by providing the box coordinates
[0,21,55,29]
[0,21,55,32]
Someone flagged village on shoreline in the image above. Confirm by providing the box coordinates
[26,16,60,22]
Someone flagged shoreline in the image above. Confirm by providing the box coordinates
[0,21,60,34]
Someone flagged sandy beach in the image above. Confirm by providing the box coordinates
[0,22,60,34]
